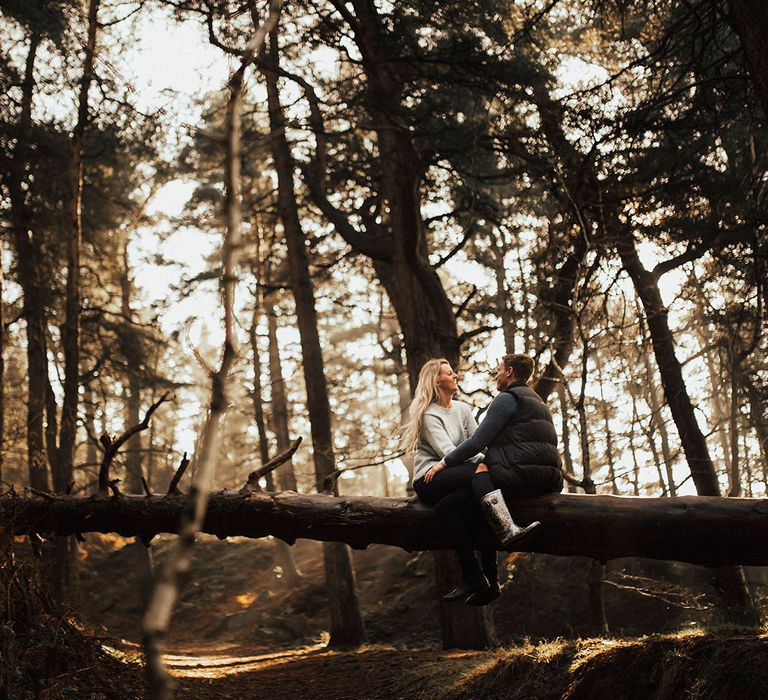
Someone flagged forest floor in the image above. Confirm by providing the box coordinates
[96,630,768,699]
[8,534,768,698]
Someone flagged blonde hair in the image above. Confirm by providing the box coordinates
[401,358,451,454]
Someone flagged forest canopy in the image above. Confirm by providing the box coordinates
[1,0,764,501]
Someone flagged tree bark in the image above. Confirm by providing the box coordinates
[745,380,768,491]
[556,382,577,493]
[249,295,300,584]
[264,31,365,647]
[265,300,298,492]
[120,244,145,496]
[249,301,272,486]
[533,235,589,402]
[596,358,618,495]
[300,0,461,387]
[700,340,734,484]
[83,383,99,470]
[7,33,49,492]
[629,392,642,496]
[117,244,154,608]
[575,365,608,634]
[489,231,516,354]
[8,491,768,567]
[59,0,100,493]
[639,315,676,496]
[434,551,496,649]
[375,297,412,488]
[727,345,742,497]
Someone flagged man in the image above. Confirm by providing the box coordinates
[424,353,563,602]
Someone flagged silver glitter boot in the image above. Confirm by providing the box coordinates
[479,489,540,548]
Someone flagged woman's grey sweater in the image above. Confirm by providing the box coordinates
[412,400,484,483]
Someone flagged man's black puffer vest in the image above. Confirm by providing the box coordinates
[485,382,562,472]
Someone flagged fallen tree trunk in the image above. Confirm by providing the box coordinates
[4,491,768,567]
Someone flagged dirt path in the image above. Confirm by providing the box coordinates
[161,643,490,699]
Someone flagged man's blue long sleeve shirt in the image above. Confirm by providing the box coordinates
[443,392,519,467]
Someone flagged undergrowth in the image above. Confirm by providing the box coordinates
[0,548,141,700]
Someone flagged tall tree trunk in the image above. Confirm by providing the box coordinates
[250,294,300,584]
[727,345,742,497]
[743,429,754,497]
[489,231,515,354]
[59,0,100,495]
[617,234,720,494]
[521,60,595,401]
[533,235,589,401]
[573,334,608,635]
[745,380,768,491]
[83,383,98,471]
[700,342,734,481]
[305,0,461,389]
[616,230,757,624]
[120,244,144,495]
[44,377,59,476]
[639,315,676,496]
[120,245,154,608]
[264,33,365,646]
[516,244,532,354]
[375,295,413,489]
[556,381,577,494]
[629,393,642,497]
[147,386,157,492]
[8,33,48,492]
[336,0,494,648]
[249,301,273,486]
[265,301,298,492]
[595,358,618,495]
[393,335,414,491]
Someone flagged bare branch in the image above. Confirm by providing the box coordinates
[241,437,302,495]
[97,392,171,493]
[433,222,479,269]
[166,453,190,496]
[454,285,478,319]
[458,324,498,343]
[29,488,56,502]
[107,479,122,499]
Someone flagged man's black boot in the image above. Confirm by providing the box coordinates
[443,561,490,603]
[466,550,501,606]
[465,578,500,606]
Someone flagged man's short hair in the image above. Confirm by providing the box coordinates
[502,354,534,382]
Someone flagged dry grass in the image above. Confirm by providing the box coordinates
[400,630,768,700]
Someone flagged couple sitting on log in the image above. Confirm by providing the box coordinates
[402,354,563,606]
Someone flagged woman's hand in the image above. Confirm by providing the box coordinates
[424,460,446,483]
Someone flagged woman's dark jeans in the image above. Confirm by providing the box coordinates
[414,464,482,572]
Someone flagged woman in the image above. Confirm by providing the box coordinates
[403,358,499,604]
